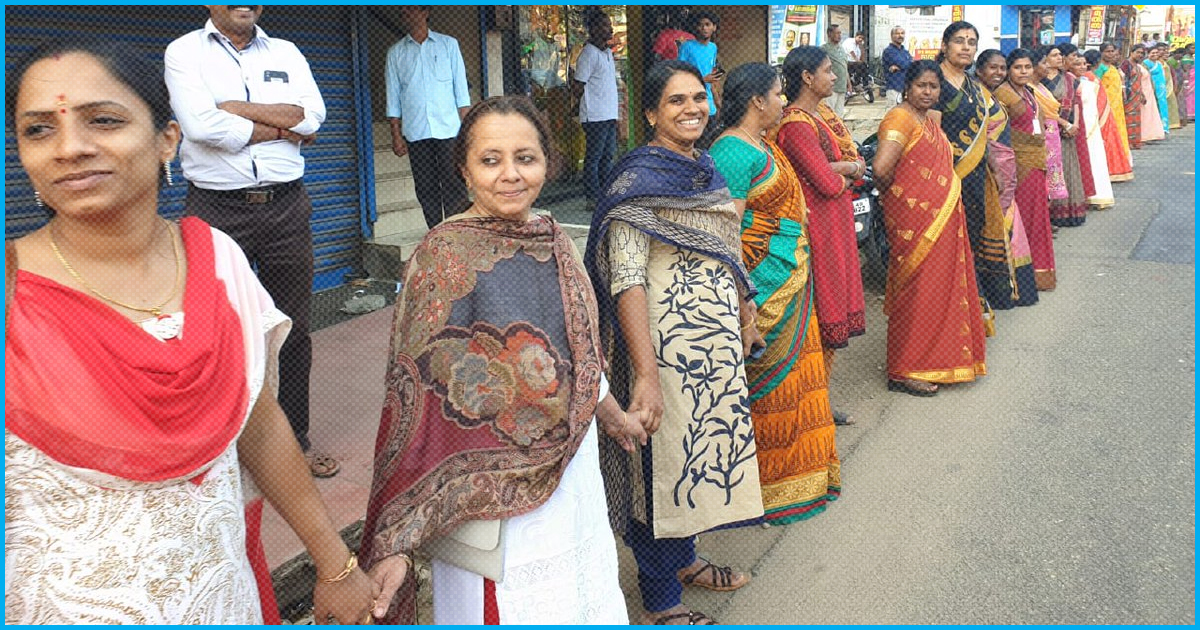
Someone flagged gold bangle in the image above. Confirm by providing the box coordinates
[319,552,358,584]
[620,411,629,433]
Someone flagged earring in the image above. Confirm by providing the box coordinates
[163,161,174,187]
[34,190,44,207]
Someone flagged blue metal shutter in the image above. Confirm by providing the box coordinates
[4,6,364,292]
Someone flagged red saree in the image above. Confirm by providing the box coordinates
[878,108,987,384]
[996,83,1058,291]
[770,104,866,350]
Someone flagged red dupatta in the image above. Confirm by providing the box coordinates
[5,217,249,483]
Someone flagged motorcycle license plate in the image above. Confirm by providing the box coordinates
[852,197,871,215]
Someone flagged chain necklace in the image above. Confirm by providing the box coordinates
[48,218,182,317]
[732,125,768,153]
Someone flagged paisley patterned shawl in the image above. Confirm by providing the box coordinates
[360,216,604,621]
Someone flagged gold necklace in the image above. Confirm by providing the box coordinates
[48,218,182,317]
[733,126,768,153]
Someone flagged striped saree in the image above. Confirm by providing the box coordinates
[710,135,841,525]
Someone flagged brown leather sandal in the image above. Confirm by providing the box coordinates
[677,558,750,592]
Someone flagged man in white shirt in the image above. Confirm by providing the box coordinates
[386,5,472,229]
[572,11,619,205]
[842,30,867,98]
[165,5,337,477]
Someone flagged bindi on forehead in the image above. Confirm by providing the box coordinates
[56,93,67,114]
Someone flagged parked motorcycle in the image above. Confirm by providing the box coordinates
[853,135,888,283]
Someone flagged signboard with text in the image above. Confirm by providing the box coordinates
[1085,6,1106,46]
[768,5,820,65]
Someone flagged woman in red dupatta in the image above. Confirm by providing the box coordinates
[873,60,987,397]
[5,42,373,624]
[361,97,634,625]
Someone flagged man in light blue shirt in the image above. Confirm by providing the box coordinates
[386,6,471,228]
[677,11,723,148]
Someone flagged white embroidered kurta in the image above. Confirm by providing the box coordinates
[5,227,289,624]
[431,376,630,625]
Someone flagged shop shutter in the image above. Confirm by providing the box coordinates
[5,5,364,291]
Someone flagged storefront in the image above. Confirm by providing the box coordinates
[512,6,633,188]
[1078,5,1138,54]
[1000,5,1073,53]
[5,6,376,292]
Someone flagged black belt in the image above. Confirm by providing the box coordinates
[193,180,301,204]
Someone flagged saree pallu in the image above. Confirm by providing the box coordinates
[1163,62,1182,129]
[1078,73,1117,207]
[1147,60,1171,133]
[936,76,1012,309]
[997,83,1057,291]
[1090,68,1133,184]
[1097,64,1134,157]
[983,91,1038,308]
[1186,62,1195,118]
[1133,62,1166,142]
[1068,75,1097,200]
[1043,75,1088,227]
[1033,83,1070,201]
[1119,61,1147,148]
[712,137,841,525]
[879,108,987,384]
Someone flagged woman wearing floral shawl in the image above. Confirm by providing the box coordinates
[360,97,635,625]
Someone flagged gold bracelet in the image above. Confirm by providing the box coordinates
[620,411,629,433]
[319,552,358,584]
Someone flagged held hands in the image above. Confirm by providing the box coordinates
[365,554,413,622]
[740,300,766,360]
[312,556,379,625]
[629,374,665,437]
[598,405,650,453]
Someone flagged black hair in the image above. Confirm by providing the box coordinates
[826,23,841,35]
[1006,48,1037,71]
[935,21,979,63]
[1056,43,1079,58]
[643,60,706,137]
[454,95,561,180]
[6,40,173,133]
[976,49,1006,68]
[586,9,610,31]
[903,59,944,98]
[1083,49,1103,69]
[691,11,718,33]
[781,45,828,102]
[1035,45,1058,65]
[1099,41,1117,53]
[720,63,779,128]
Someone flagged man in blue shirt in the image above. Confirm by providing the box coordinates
[386,6,472,229]
[678,11,723,148]
[881,26,913,106]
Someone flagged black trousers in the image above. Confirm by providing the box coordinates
[408,138,469,229]
[185,180,315,451]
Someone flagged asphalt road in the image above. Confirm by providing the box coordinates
[655,126,1195,624]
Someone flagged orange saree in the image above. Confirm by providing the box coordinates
[879,108,988,384]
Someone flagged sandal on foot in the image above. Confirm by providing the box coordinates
[677,558,750,592]
[648,611,717,625]
[833,410,856,426]
[305,449,341,478]
[887,379,938,397]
